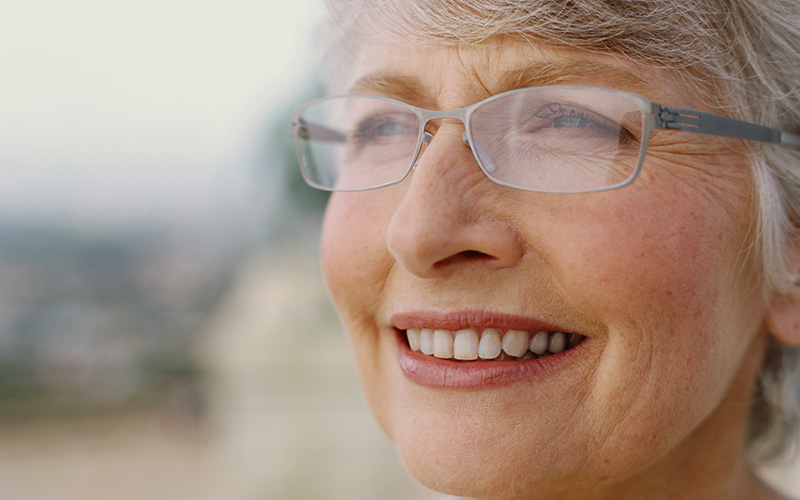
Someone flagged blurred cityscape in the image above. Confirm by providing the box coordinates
[0,212,448,499]
[0,223,232,420]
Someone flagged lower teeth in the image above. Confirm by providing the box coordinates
[495,350,543,361]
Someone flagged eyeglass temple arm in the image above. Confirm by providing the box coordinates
[292,118,347,142]
[654,105,800,146]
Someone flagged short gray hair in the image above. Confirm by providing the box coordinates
[321,0,800,464]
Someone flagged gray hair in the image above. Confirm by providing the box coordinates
[321,0,800,464]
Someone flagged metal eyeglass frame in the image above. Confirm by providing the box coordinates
[292,86,800,194]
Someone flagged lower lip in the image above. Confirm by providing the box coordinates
[394,330,583,389]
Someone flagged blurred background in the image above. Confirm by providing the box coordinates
[0,2,798,499]
[0,1,442,498]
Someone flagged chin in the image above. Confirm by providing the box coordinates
[375,373,613,499]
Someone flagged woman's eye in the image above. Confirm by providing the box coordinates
[552,115,593,128]
[352,113,418,144]
[374,121,412,135]
[525,103,631,142]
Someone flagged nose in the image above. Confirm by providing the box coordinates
[386,125,524,279]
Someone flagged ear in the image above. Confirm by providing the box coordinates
[765,288,800,345]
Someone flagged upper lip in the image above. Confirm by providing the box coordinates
[390,309,570,333]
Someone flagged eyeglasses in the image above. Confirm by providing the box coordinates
[291,86,800,193]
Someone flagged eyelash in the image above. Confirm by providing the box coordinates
[534,104,611,129]
[534,103,639,146]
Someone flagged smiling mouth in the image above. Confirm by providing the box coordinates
[404,328,585,361]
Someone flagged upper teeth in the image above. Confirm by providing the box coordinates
[406,328,583,361]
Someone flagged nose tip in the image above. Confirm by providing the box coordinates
[386,130,523,279]
[388,218,523,279]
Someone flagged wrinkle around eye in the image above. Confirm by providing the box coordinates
[641,145,754,213]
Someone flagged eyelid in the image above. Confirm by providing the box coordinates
[532,103,617,127]
[513,102,641,147]
[351,111,418,143]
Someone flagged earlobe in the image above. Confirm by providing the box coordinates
[765,289,800,345]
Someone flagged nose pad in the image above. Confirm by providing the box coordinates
[462,131,496,173]
[413,131,434,169]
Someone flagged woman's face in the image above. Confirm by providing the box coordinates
[321,38,768,498]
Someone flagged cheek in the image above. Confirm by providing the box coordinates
[543,183,746,324]
[321,193,392,312]
[320,193,397,422]
[535,184,761,462]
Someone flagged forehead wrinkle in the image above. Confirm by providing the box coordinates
[349,59,656,107]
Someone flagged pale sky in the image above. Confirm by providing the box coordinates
[0,0,325,230]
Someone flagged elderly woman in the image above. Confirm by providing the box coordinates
[292,0,800,498]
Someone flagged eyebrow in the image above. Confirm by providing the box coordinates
[349,61,649,99]
[498,61,648,91]
[350,74,430,101]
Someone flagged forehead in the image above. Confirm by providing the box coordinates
[346,38,685,107]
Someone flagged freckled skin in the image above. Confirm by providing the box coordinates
[321,39,785,500]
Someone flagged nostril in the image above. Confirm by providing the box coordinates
[434,250,496,269]
[460,250,491,259]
